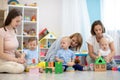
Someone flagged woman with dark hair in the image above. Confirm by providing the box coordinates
[0,9,26,73]
[86,20,116,70]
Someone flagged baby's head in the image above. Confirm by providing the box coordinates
[60,36,71,50]
[28,37,37,50]
[99,37,109,51]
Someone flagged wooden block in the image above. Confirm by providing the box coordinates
[94,64,106,71]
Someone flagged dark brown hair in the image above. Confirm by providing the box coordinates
[91,20,105,35]
[3,8,22,32]
[69,33,83,51]
[28,37,37,43]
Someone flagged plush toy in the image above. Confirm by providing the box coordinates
[75,56,80,64]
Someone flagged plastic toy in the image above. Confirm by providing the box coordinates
[39,28,49,40]
[94,57,106,71]
[112,67,118,71]
[55,62,63,74]
[66,67,74,72]
[89,63,94,71]
[118,67,120,71]
[25,59,39,73]
[31,14,36,21]
[45,67,52,73]
[8,0,19,5]
[25,3,37,7]
[45,62,54,73]
[37,61,46,69]
[29,66,39,74]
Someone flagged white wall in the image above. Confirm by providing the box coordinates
[19,0,62,36]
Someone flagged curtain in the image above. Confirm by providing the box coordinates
[101,0,120,55]
[61,0,90,51]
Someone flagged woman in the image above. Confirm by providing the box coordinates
[45,33,83,62]
[86,20,116,70]
[0,9,26,73]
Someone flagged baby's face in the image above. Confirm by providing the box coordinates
[61,40,70,50]
[100,41,109,51]
[28,40,37,50]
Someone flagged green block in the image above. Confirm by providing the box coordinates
[55,62,63,74]
[45,62,48,67]
[45,67,52,73]
[95,57,106,64]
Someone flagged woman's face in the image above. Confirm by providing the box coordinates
[94,25,103,37]
[71,36,78,48]
[10,16,22,28]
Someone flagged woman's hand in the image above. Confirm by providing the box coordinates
[16,58,26,64]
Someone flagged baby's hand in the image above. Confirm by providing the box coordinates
[67,62,75,67]
[59,59,64,62]
[98,53,101,57]
[104,56,111,63]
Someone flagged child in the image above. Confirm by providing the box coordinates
[98,37,116,70]
[24,37,43,72]
[55,36,87,71]
[55,36,75,71]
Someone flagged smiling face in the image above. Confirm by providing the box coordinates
[94,25,103,37]
[10,16,22,28]
[99,38,109,51]
[70,36,78,48]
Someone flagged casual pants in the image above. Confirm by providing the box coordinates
[73,64,83,71]
[0,59,25,73]
[63,64,83,71]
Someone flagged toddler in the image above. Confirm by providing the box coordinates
[55,36,75,71]
[55,36,87,71]
[24,37,43,72]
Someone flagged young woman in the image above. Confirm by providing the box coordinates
[86,20,116,70]
[0,9,26,73]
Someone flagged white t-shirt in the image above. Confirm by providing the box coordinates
[99,49,111,56]
[86,33,113,55]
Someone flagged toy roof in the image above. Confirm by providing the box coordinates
[39,32,57,41]
[95,57,106,64]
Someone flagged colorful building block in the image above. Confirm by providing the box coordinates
[55,62,63,74]
[94,57,106,71]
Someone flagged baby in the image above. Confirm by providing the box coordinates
[24,37,43,72]
[98,37,116,70]
[98,37,111,58]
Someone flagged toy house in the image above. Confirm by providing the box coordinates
[94,57,106,71]
[39,32,57,61]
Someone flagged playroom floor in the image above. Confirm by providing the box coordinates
[0,71,120,80]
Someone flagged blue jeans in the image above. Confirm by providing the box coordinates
[63,64,83,71]
[73,64,83,71]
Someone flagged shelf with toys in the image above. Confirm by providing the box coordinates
[39,28,57,61]
[8,4,39,52]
